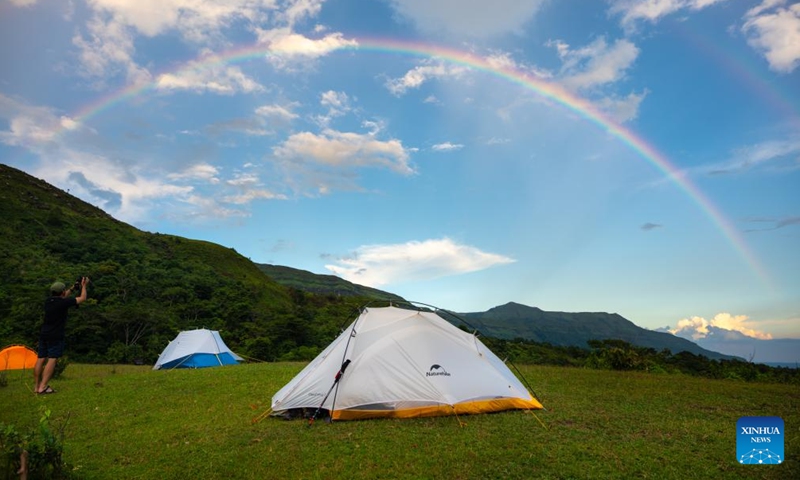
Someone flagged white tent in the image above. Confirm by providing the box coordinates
[153,329,243,370]
[271,305,543,420]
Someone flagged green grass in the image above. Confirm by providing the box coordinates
[1,364,796,479]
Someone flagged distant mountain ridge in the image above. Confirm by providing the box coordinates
[664,326,800,364]
[460,302,736,360]
[251,265,740,359]
[0,163,739,363]
[256,264,404,302]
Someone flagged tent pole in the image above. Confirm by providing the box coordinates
[328,305,369,421]
[308,359,351,426]
[171,355,192,370]
[507,359,543,405]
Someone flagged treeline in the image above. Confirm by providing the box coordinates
[2,165,797,385]
[480,337,800,384]
[1,242,367,365]
[1,164,382,365]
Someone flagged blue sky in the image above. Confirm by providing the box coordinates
[1,0,798,341]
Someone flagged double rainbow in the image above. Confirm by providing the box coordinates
[61,37,772,285]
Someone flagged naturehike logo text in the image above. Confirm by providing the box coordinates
[737,417,784,465]
[426,364,451,377]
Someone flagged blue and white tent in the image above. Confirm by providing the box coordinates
[153,329,243,370]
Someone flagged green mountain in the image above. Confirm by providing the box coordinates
[460,302,735,360]
[256,264,404,302]
[0,164,379,363]
[0,163,734,364]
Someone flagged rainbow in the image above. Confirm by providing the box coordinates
[63,37,771,285]
[675,22,800,126]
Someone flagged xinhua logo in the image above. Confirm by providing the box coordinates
[426,364,451,377]
[737,416,784,465]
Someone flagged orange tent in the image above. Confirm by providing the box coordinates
[0,345,38,370]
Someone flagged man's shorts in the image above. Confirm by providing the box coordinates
[37,339,65,359]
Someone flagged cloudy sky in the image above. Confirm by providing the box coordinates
[2,0,798,340]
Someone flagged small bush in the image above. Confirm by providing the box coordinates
[0,408,72,479]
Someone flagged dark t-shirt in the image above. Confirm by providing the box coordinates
[41,296,78,341]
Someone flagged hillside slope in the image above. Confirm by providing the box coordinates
[0,164,359,363]
[257,264,404,301]
[0,163,735,364]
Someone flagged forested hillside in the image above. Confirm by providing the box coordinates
[0,164,378,363]
[256,264,405,302]
[4,163,794,385]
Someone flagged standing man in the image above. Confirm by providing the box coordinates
[34,276,89,394]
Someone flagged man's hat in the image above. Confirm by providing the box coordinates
[50,282,66,294]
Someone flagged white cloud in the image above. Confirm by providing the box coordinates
[0,94,83,148]
[223,189,287,204]
[280,0,325,27]
[72,13,152,86]
[670,313,773,340]
[385,62,468,96]
[317,90,352,125]
[325,237,516,287]
[167,163,221,184]
[179,194,249,220]
[387,0,547,38]
[361,119,385,135]
[321,90,351,113]
[257,28,358,69]
[707,136,800,174]
[226,172,260,187]
[156,61,263,94]
[608,0,728,30]
[319,90,352,125]
[432,142,464,152]
[544,37,644,122]
[0,95,283,223]
[222,172,287,204]
[255,103,300,129]
[274,129,413,174]
[595,90,648,123]
[554,37,640,92]
[272,129,415,194]
[644,134,800,187]
[485,51,552,79]
[73,1,341,82]
[9,0,39,7]
[83,0,277,40]
[31,148,193,223]
[742,0,800,73]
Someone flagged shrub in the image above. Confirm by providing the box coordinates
[0,408,72,479]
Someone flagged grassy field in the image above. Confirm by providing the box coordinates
[1,363,797,479]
